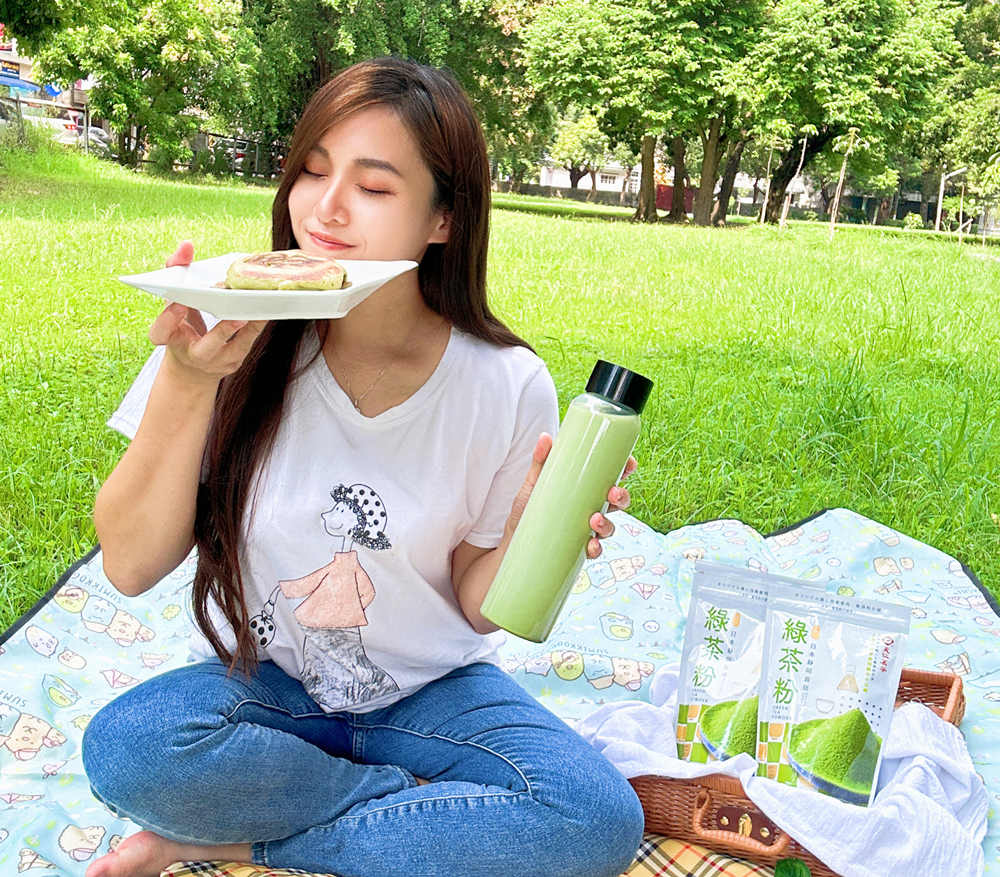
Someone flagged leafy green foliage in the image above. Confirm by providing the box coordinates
[239,0,550,154]
[775,858,812,877]
[746,0,959,142]
[0,0,64,50]
[30,0,256,165]
[743,0,959,219]
[525,0,767,223]
[550,108,610,187]
[190,148,213,176]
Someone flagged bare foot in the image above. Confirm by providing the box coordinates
[85,830,252,877]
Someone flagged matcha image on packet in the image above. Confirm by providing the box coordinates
[755,585,910,806]
[675,562,820,764]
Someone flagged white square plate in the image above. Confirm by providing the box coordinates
[119,253,418,320]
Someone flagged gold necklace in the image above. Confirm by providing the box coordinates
[330,317,449,412]
[345,365,388,411]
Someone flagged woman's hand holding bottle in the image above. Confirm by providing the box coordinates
[505,434,638,560]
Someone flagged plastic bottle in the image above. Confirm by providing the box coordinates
[481,360,653,642]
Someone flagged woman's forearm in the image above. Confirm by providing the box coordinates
[453,539,509,635]
[94,354,219,596]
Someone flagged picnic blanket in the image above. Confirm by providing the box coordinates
[1,508,997,875]
[156,835,776,877]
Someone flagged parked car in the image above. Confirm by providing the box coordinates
[209,136,250,170]
[28,114,78,137]
[0,101,76,140]
[0,101,17,131]
[76,125,114,156]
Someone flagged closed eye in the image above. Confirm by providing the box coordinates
[359,185,391,196]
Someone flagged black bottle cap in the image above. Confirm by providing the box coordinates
[586,360,653,414]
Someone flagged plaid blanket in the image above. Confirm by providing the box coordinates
[158,835,776,877]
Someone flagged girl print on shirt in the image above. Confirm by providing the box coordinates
[276,482,399,710]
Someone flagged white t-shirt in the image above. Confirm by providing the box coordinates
[109,324,559,713]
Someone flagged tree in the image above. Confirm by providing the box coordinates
[883,1,1000,228]
[666,1,764,226]
[0,1,64,50]
[661,136,690,222]
[712,134,750,225]
[942,0,1000,196]
[489,100,557,190]
[549,109,610,193]
[745,0,960,222]
[526,0,766,225]
[524,0,671,221]
[740,139,776,208]
[238,0,552,157]
[609,142,640,205]
[30,0,256,166]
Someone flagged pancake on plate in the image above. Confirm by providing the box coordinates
[224,250,348,290]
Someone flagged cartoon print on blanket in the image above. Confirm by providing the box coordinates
[0,509,997,874]
[0,553,197,873]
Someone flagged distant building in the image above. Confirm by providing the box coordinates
[538,158,640,194]
[0,27,37,93]
[0,28,91,111]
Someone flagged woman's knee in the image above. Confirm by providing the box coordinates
[531,761,644,877]
[598,777,646,874]
[82,684,170,805]
[572,773,645,876]
[82,668,225,809]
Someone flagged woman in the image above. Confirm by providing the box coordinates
[83,57,644,877]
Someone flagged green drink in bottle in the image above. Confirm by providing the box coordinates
[481,360,653,642]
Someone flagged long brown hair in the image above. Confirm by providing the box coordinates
[193,57,531,675]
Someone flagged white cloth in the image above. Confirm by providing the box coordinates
[109,324,559,713]
[576,665,988,877]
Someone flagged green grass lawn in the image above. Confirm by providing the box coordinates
[2,140,999,631]
[491,191,640,221]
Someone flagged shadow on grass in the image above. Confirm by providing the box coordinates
[491,196,763,228]
[491,195,641,223]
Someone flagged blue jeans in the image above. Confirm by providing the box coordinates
[82,659,644,877]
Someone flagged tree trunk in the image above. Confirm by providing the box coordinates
[712,138,747,226]
[764,128,838,222]
[818,183,835,215]
[633,135,658,222]
[568,166,586,188]
[619,164,633,205]
[666,135,688,223]
[693,116,724,226]
[827,129,857,239]
[587,168,598,201]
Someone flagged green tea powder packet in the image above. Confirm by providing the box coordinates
[676,562,772,763]
[755,586,910,806]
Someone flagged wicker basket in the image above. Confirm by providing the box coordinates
[628,668,964,877]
